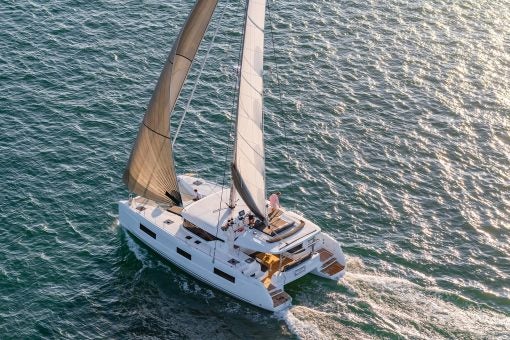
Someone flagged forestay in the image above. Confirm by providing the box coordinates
[231,0,267,221]
[123,0,217,205]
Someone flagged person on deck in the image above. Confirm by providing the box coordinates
[269,191,281,213]
[247,214,255,228]
[193,189,202,201]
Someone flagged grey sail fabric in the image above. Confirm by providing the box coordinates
[231,0,267,221]
[123,0,218,205]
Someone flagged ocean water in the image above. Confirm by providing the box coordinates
[1,0,509,338]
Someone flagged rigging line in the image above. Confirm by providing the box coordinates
[267,1,294,191]
[212,0,246,263]
[172,0,229,147]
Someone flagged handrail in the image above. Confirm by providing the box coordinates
[285,238,320,257]
[278,229,318,250]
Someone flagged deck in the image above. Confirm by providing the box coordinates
[317,248,344,276]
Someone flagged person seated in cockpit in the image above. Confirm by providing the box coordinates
[247,214,255,228]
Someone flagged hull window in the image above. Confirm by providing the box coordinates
[140,224,156,239]
[176,247,192,260]
[214,268,235,283]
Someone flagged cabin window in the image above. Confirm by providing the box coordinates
[214,268,235,283]
[287,244,303,253]
[140,224,156,239]
[176,247,191,260]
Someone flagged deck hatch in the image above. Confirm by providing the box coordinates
[213,268,235,283]
[228,259,240,265]
[140,224,156,239]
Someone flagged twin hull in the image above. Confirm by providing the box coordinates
[118,198,345,312]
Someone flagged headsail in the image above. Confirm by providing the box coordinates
[231,0,267,221]
[123,0,218,205]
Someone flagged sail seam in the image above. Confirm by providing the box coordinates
[175,53,193,63]
[238,133,264,159]
[142,121,171,140]
[240,73,262,95]
[247,14,264,32]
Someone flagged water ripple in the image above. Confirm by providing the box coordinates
[0,0,509,338]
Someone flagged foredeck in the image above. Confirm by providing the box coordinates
[123,199,254,271]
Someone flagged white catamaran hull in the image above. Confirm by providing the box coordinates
[118,177,346,312]
[119,201,280,311]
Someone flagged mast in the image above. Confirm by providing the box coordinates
[228,0,249,209]
[123,0,218,205]
[229,0,267,222]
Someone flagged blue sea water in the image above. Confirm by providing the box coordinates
[0,0,509,338]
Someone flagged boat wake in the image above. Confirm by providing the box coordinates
[123,228,153,266]
[276,256,509,339]
[277,304,370,340]
[342,271,509,338]
[276,308,327,340]
[109,215,120,232]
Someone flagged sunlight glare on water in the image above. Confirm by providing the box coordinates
[0,0,509,338]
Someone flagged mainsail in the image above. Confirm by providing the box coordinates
[123,0,217,205]
[231,0,267,221]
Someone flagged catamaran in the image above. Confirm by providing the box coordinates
[118,0,346,312]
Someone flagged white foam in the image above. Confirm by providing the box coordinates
[276,265,509,339]
[123,229,151,265]
[177,276,215,300]
[340,271,510,338]
[345,256,365,272]
[276,308,328,340]
[109,217,119,232]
